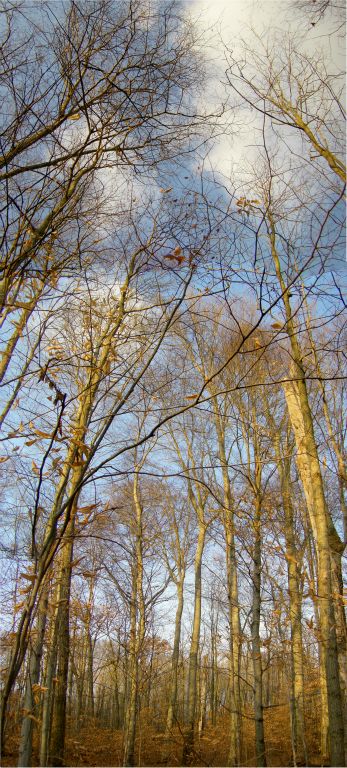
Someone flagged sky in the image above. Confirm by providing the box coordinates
[0,0,345,641]
[185,0,346,181]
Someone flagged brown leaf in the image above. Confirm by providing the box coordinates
[20,572,36,582]
[33,429,52,439]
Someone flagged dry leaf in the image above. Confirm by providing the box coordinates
[20,572,36,582]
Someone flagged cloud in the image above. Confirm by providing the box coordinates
[188,0,345,183]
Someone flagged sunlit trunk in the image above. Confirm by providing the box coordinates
[18,585,48,767]
[39,582,60,768]
[123,471,146,767]
[166,581,184,733]
[211,398,241,765]
[182,523,206,765]
[274,437,307,765]
[49,522,74,766]
[269,214,345,766]
[251,495,266,768]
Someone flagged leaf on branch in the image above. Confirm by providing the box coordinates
[20,572,36,582]
[14,601,26,613]
[0,456,10,463]
[33,429,53,439]
[164,251,186,265]
[67,113,81,121]
[78,504,97,514]
[284,553,297,564]
[27,714,41,723]
[31,460,40,475]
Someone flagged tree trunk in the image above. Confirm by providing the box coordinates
[182,523,206,765]
[39,577,62,768]
[274,437,307,765]
[49,525,74,766]
[330,550,347,764]
[301,509,329,759]
[226,525,241,767]
[251,496,266,768]
[210,620,218,726]
[283,375,345,764]
[84,576,96,720]
[18,585,48,767]
[123,470,146,767]
[166,581,184,733]
[86,633,94,718]
[269,215,345,766]
[211,397,241,765]
[198,661,207,737]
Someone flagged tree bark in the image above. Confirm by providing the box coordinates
[182,523,206,765]
[251,495,267,768]
[18,585,48,767]
[268,214,345,766]
[211,395,241,765]
[39,589,60,767]
[210,615,218,726]
[122,470,146,767]
[49,523,74,766]
[274,436,307,765]
[166,581,184,733]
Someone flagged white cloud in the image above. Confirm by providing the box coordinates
[188,0,345,183]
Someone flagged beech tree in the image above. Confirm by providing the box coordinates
[221,20,346,761]
[0,2,346,767]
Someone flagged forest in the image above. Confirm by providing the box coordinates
[0,0,346,766]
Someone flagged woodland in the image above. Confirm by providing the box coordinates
[0,0,346,767]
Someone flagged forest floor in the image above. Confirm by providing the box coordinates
[2,706,321,767]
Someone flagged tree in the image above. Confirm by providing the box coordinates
[0,0,208,295]
[165,414,214,765]
[154,487,194,736]
[0,197,206,752]
[222,21,346,762]
[1,1,346,765]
